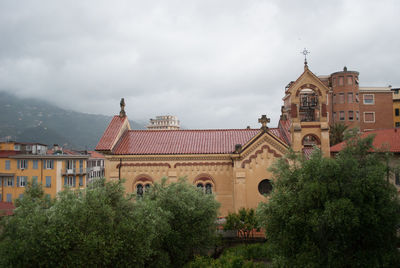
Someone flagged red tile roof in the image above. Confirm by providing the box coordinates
[88,151,104,159]
[112,128,286,155]
[0,202,15,216]
[278,119,291,145]
[0,151,17,158]
[302,147,315,159]
[96,116,128,151]
[331,128,400,153]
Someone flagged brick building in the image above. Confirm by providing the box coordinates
[317,67,393,131]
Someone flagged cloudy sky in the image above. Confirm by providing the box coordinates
[1,0,399,129]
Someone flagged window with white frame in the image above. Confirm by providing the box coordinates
[7,177,13,186]
[364,112,375,123]
[17,176,27,187]
[356,111,360,121]
[64,176,75,187]
[44,160,54,169]
[17,160,28,169]
[363,94,374,104]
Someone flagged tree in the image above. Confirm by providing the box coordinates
[329,122,348,146]
[224,208,259,240]
[0,179,169,267]
[143,178,220,267]
[257,135,400,267]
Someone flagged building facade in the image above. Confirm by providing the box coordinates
[316,67,394,131]
[392,88,400,128]
[0,142,89,203]
[96,63,331,216]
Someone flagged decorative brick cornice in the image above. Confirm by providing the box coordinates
[295,84,322,96]
[117,163,171,168]
[241,144,282,168]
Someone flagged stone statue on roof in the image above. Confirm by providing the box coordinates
[119,98,126,117]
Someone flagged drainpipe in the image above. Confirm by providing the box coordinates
[1,177,4,202]
[119,158,122,181]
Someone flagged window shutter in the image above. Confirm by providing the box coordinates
[64,177,68,186]
[11,177,14,187]
[73,176,76,187]
[17,160,20,169]
[26,160,29,169]
[16,176,20,187]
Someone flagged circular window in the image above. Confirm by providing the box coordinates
[258,179,273,195]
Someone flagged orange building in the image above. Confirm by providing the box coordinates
[0,141,89,203]
[96,62,331,216]
[392,88,400,128]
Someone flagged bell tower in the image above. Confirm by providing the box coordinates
[282,56,330,157]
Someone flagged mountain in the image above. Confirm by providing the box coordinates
[0,92,147,150]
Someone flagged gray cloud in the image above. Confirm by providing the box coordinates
[0,0,399,129]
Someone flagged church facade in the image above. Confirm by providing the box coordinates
[96,64,330,216]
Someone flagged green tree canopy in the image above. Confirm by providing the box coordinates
[257,136,400,267]
[143,178,220,267]
[0,178,220,267]
[224,208,259,240]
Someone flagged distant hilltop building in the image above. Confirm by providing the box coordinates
[147,115,180,130]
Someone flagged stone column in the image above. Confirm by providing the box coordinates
[234,171,246,212]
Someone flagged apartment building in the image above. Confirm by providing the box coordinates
[0,141,89,203]
[318,67,393,131]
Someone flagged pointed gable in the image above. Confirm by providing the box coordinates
[95,116,130,152]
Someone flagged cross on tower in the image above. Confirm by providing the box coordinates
[301,48,310,66]
[258,115,270,130]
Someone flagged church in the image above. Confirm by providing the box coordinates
[96,62,330,216]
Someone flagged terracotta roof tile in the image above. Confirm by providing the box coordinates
[0,151,17,158]
[331,128,400,153]
[112,129,281,155]
[88,151,104,159]
[0,202,15,216]
[278,119,291,145]
[96,116,128,151]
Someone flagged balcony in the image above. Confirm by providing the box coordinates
[62,168,88,176]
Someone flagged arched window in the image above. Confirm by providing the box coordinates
[194,174,215,195]
[302,134,321,147]
[258,179,273,195]
[205,183,212,194]
[136,184,144,197]
[145,183,151,192]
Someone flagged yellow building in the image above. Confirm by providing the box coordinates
[96,63,331,216]
[0,142,89,203]
[392,88,400,128]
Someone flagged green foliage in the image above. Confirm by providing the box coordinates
[187,243,271,267]
[224,208,259,239]
[258,135,400,267]
[329,122,349,146]
[143,177,220,267]
[0,179,169,267]
[0,178,220,267]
